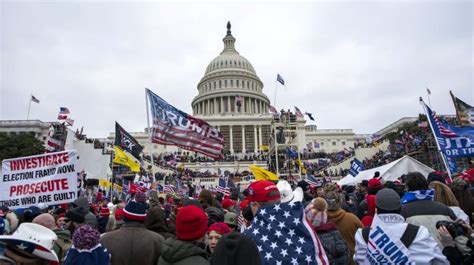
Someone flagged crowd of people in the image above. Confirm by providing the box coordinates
[1,168,473,264]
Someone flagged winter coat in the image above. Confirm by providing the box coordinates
[401,200,456,247]
[354,213,448,264]
[145,206,174,239]
[157,237,209,265]
[100,222,164,265]
[327,208,363,259]
[53,229,72,263]
[449,206,470,224]
[72,196,98,229]
[315,223,350,265]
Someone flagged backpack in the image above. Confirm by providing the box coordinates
[362,224,419,248]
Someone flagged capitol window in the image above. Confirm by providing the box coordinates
[342,141,346,145]
[214,82,216,89]
[230,80,233,87]
[219,80,222,88]
[236,80,239,87]
[332,142,336,146]
[224,80,227,87]
[247,81,250,88]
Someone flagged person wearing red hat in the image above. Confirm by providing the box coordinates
[221,198,236,212]
[245,180,280,218]
[206,222,232,258]
[158,205,210,265]
[357,178,383,219]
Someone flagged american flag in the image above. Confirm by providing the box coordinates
[59,107,70,114]
[277,74,285,85]
[215,178,230,196]
[305,175,319,187]
[31,95,40,103]
[235,95,245,107]
[269,105,278,115]
[431,111,458,138]
[146,89,224,159]
[163,184,176,194]
[294,106,304,118]
[243,201,328,265]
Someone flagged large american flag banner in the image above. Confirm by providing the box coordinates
[215,178,230,197]
[243,201,328,265]
[146,89,224,159]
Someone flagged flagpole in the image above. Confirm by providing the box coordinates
[27,95,32,120]
[426,88,432,108]
[273,78,278,108]
[420,98,452,181]
[145,88,156,180]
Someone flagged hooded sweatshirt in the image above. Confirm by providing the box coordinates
[157,237,209,265]
[210,232,262,265]
[145,206,174,239]
[327,208,363,258]
[73,197,98,229]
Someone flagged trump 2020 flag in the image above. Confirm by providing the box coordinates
[243,201,328,265]
[146,88,224,159]
[349,158,365,177]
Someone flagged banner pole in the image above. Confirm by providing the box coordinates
[145,88,156,180]
[420,98,452,181]
[27,95,32,120]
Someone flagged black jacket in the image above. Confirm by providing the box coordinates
[158,237,209,265]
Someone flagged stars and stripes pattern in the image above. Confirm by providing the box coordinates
[235,95,245,106]
[146,88,224,159]
[243,201,328,265]
[269,105,278,115]
[163,184,176,194]
[59,107,70,114]
[305,175,320,188]
[215,178,230,196]
[431,110,457,138]
[277,74,285,85]
[294,107,304,118]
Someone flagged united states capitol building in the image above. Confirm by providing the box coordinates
[2,22,407,175]
[131,22,358,160]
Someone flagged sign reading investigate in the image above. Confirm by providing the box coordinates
[1,150,78,209]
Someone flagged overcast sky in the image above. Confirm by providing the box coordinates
[1,0,472,138]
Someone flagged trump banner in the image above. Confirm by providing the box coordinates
[146,88,224,159]
[1,151,78,209]
[349,158,365,177]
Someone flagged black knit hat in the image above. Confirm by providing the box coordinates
[205,207,224,227]
[66,208,85,224]
[211,232,262,265]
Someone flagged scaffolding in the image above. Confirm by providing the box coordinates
[268,113,303,181]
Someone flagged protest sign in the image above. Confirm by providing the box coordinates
[1,150,78,209]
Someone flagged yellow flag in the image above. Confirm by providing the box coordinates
[99,179,111,188]
[113,146,140,172]
[295,159,306,175]
[249,164,279,181]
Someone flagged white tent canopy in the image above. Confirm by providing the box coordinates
[337,156,434,186]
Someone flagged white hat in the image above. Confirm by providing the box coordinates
[277,180,304,203]
[0,223,59,263]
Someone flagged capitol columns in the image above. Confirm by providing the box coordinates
[241,125,246,153]
[220,97,224,113]
[227,96,231,113]
[258,125,263,147]
[254,125,258,153]
[229,126,234,153]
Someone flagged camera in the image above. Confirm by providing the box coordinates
[436,220,466,238]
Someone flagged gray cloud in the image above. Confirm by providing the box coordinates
[1,1,472,137]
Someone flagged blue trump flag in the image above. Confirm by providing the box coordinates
[349,158,365,177]
[423,100,474,158]
[243,201,328,264]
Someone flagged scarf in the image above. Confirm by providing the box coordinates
[366,214,411,264]
[400,189,434,204]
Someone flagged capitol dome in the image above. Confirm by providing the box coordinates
[192,22,270,117]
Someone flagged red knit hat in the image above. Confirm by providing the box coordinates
[246,180,280,203]
[221,198,236,210]
[115,208,124,221]
[208,222,232,235]
[176,205,208,241]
